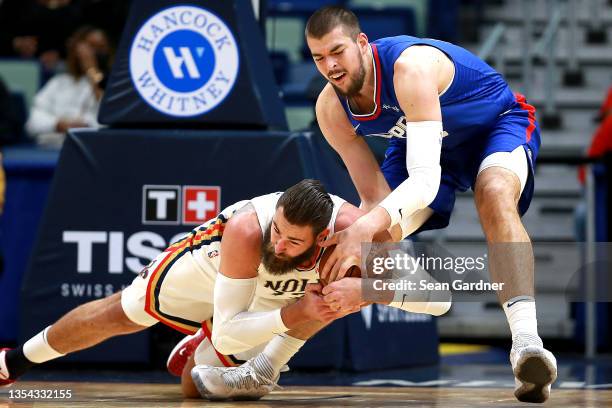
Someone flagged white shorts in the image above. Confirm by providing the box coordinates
[477,145,529,194]
[121,243,217,333]
[121,234,293,335]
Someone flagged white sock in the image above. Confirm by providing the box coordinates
[23,326,66,363]
[502,296,540,341]
[256,334,305,376]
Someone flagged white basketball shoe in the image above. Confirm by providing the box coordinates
[510,334,557,403]
[191,355,281,401]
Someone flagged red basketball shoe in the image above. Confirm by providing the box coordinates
[0,348,15,387]
[166,329,207,377]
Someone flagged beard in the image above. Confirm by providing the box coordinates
[330,60,366,98]
[260,222,318,275]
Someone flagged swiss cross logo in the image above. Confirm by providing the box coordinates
[182,186,221,225]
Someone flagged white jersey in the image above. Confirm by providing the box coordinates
[122,191,346,335]
[191,192,346,300]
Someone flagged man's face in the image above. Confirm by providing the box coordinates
[260,207,319,275]
[307,27,367,98]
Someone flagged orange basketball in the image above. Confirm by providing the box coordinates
[318,244,361,286]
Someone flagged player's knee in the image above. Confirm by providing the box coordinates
[475,175,518,213]
[211,338,232,356]
[96,291,146,332]
[211,334,244,356]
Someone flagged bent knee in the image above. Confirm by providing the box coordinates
[475,170,520,210]
[101,291,148,332]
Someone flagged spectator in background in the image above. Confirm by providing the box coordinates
[578,86,612,184]
[0,0,82,73]
[575,85,612,242]
[81,0,131,50]
[25,26,113,147]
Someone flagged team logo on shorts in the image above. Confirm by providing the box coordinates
[139,259,156,279]
[130,5,240,117]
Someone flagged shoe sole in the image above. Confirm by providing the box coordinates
[514,351,557,403]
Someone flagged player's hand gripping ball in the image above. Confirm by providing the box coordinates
[318,244,361,286]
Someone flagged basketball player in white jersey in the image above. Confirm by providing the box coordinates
[0,179,449,400]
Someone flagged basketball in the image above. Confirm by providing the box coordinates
[318,244,361,286]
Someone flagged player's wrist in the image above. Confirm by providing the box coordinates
[356,208,390,238]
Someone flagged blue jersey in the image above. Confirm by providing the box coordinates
[337,35,541,233]
[340,35,516,150]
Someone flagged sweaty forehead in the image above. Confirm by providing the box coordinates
[308,27,354,52]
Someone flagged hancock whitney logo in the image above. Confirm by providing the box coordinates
[130,6,239,117]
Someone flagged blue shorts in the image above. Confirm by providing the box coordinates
[380,93,541,234]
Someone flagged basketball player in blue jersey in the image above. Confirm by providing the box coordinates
[304,6,556,403]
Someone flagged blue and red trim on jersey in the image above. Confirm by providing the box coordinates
[347,44,382,122]
[514,92,536,142]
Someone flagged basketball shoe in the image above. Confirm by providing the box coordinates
[0,348,15,387]
[166,329,207,377]
[191,354,281,401]
[510,333,557,403]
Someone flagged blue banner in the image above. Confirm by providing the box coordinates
[20,129,438,368]
[99,0,287,130]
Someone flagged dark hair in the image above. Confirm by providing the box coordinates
[277,179,334,235]
[66,26,110,78]
[305,6,361,40]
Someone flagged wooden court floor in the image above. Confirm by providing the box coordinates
[1,382,611,407]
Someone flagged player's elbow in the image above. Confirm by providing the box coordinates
[423,166,441,206]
